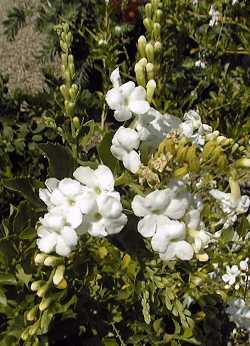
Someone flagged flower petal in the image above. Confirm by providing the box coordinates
[123,151,141,174]
[129,86,147,101]
[61,227,78,247]
[73,166,96,188]
[37,233,57,254]
[132,195,148,217]
[110,67,121,88]
[120,81,135,97]
[114,107,132,121]
[106,88,123,110]
[115,127,140,151]
[129,100,150,115]
[137,215,158,237]
[66,207,83,229]
[59,178,81,197]
[55,236,71,257]
[94,165,114,192]
[45,178,59,192]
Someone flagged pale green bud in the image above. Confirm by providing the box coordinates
[63,23,69,33]
[26,305,38,322]
[34,253,48,265]
[154,41,162,58]
[73,116,80,129]
[235,157,250,168]
[44,255,62,267]
[145,43,154,62]
[138,57,148,67]
[61,53,67,67]
[229,177,241,203]
[69,84,79,100]
[145,3,152,18]
[60,40,67,52]
[153,23,161,40]
[143,18,152,32]
[151,0,160,11]
[39,297,53,312]
[37,283,49,298]
[66,32,73,46]
[21,328,30,341]
[146,63,154,80]
[138,35,147,58]
[69,63,75,79]
[64,69,72,86]
[68,54,74,65]
[60,84,69,100]
[146,79,156,103]
[31,280,44,292]
[29,321,40,336]
[135,63,146,87]
[155,9,163,22]
[53,265,65,286]
[65,101,75,116]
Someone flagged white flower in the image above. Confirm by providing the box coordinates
[135,108,181,146]
[37,210,78,257]
[210,189,250,229]
[240,258,249,271]
[179,110,212,147]
[195,60,206,69]
[209,5,220,27]
[106,68,150,121]
[222,265,240,286]
[232,0,238,5]
[226,298,250,331]
[111,126,141,173]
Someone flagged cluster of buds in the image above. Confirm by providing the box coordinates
[21,253,67,342]
[135,0,162,103]
[56,23,80,129]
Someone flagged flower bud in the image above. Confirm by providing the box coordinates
[26,305,38,322]
[61,53,67,67]
[138,35,147,58]
[135,63,146,87]
[146,63,154,80]
[60,40,67,52]
[64,69,72,86]
[69,84,79,100]
[56,278,67,289]
[68,54,74,65]
[60,84,69,99]
[21,328,30,341]
[39,297,53,312]
[174,165,189,178]
[146,79,156,103]
[143,18,153,32]
[53,265,65,286]
[44,255,63,267]
[138,57,148,67]
[229,178,241,203]
[73,116,80,129]
[34,253,48,265]
[31,280,44,292]
[69,63,75,79]
[37,283,49,298]
[154,41,162,57]
[65,101,75,116]
[66,32,73,46]
[63,23,69,33]
[155,9,163,22]
[197,253,209,262]
[231,143,239,153]
[235,157,250,168]
[153,23,161,40]
[145,43,154,63]
[145,3,152,18]
[29,321,40,336]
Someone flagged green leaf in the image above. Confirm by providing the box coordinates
[3,178,44,209]
[39,143,75,179]
[97,132,119,172]
[16,265,32,288]
[0,273,17,286]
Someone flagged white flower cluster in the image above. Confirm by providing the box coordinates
[226,298,250,332]
[209,5,220,27]
[37,165,127,256]
[222,258,249,290]
[131,180,210,261]
[106,68,210,174]
[210,189,250,230]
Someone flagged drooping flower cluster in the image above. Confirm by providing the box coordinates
[37,165,127,256]
[132,180,210,261]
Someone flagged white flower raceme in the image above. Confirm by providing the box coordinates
[222,265,240,287]
[226,298,250,332]
[132,185,196,260]
[106,67,150,121]
[209,5,220,27]
[210,188,250,229]
[179,110,212,147]
[110,126,141,173]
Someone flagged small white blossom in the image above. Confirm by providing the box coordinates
[111,126,141,173]
[209,5,220,27]
[240,258,249,271]
[106,68,150,121]
[222,265,240,286]
[179,110,212,147]
[210,189,250,229]
[226,298,250,331]
[195,60,206,69]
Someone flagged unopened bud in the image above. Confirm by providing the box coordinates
[138,57,147,67]
[34,253,48,265]
[68,54,74,65]
[145,3,152,18]
[53,265,65,286]
[154,41,162,57]
[138,35,147,58]
[143,18,153,32]
[65,101,75,116]
[153,23,161,40]
[146,79,156,103]
[29,321,40,336]
[69,84,78,100]
[37,283,49,298]
[66,32,73,45]
[26,305,38,322]
[197,253,209,262]
[235,157,250,168]
[64,69,71,86]
[145,43,154,62]
[174,165,189,178]
[39,296,53,312]
[60,40,67,52]
[61,53,67,67]
[69,63,75,79]
[229,177,241,203]
[135,63,146,87]
[63,23,69,33]
[146,63,154,80]
[60,84,69,99]
[31,280,44,292]
[73,116,80,129]
[231,143,239,153]
[44,255,63,267]
[155,9,163,22]
[21,328,30,341]
[56,278,67,289]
